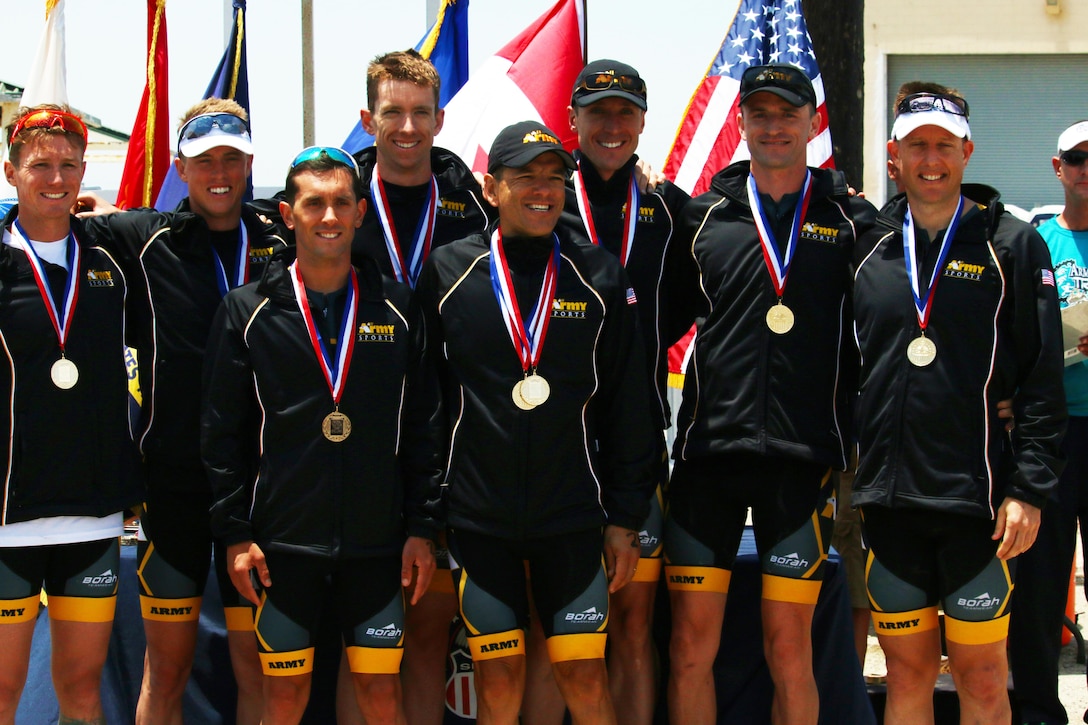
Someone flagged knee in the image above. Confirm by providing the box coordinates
[762,626,811,675]
[553,659,609,702]
[953,659,1007,703]
[354,674,401,720]
[264,675,310,711]
[884,651,940,691]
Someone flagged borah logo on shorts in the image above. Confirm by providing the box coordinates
[365,622,404,640]
[83,568,118,587]
[956,592,1002,610]
[639,530,658,548]
[357,322,396,342]
[769,552,810,569]
[552,299,587,319]
[564,606,606,624]
[86,269,115,287]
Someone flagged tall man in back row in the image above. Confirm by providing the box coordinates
[415,121,658,725]
[665,65,875,725]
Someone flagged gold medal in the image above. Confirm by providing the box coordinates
[766,303,795,335]
[50,357,79,389]
[906,336,937,367]
[512,380,535,410]
[520,373,550,406]
[321,410,352,442]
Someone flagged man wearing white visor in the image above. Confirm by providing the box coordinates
[852,82,1067,724]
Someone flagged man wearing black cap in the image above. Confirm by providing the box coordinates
[555,59,689,725]
[664,64,875,724]
[414,120,657,724]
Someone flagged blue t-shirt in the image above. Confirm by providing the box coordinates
[1041,215,1088,415]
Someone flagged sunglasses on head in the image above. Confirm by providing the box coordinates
[9,109,88,144]
[576,73,646,95]
[177,113,250,148]
[1061,150,1088,167]
[896,93,970,120]
[290,146,360,176]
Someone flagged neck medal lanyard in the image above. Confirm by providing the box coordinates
[371,171,438,288]
[11,220,81,389]
[290,260,359,441]
[747,171,813,334]
[211,225,251,297]
[573,166,638,267]
[489,229,560,410]
[902,196,964,367]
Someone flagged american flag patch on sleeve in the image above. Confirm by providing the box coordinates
[626,287,638,305]
[1041,269,1056,287]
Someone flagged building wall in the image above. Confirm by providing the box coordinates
[862,0,1088,201]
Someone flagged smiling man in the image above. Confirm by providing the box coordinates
[79,97,287,725]
[414,121,658,725]
[852,82,1066,725]
[664,64,875,725]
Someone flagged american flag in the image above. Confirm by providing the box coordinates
[663,0,833,196]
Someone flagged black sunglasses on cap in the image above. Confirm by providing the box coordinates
[895,93,970,120]
[575,73,646,95]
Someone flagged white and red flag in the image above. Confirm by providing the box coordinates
[438,0,585,174]
[663,0,833,196]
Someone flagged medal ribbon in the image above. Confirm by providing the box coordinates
[573,167,639,267]
[371,171,439,288]
[747,171,813,299]
[10,220,81,355]
[211,225,250,298]
[489,229,560,373]
[903,195,964,333]
[289,261,358,404]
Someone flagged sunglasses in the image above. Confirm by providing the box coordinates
[177,112,250,150]
[290,146,360,176]
[8,109,88,144]
[896,93,970,120]
[576,73,646,96]
[1061,150,1088,167]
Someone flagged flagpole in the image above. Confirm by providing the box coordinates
[301,0,315,146]
[426,0,440,24]
[582,0,588,62]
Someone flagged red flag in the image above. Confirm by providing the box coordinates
[663,0,833,197]
[116,0,169,210]
[438,0,585,174]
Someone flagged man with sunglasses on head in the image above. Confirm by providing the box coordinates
[852,82,1065,724]
[78,97,287,725]
[1008,120,1088,725]
[664,64,875,725]
[0,104,141,725]
[203,146,443,725]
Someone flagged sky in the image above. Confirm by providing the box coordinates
[1,0,732,192]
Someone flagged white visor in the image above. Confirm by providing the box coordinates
[891,110,971,141]
[178,126,254,158]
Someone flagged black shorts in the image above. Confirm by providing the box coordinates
[665,452,833,604]
[861,506,1013,645]
[449,528,608,663]
[0,538,119,624]
[254,550,405,676]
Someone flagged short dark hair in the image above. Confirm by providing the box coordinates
[366,49,441,111]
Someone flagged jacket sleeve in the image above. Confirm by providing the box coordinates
[398,294,448,541]
[592,261,658,531]
[201,297,260,546]
[1006,220,1068,508]
[664,198,707,349]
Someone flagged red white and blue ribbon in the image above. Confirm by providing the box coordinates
[573,167,638,268]
[290,261,358,405]
[903,196,964,333]
[489,229,560,373]
[371,171,439,288]
[10,219,80,355]
[747,171,812,300]
[211,225,250,298]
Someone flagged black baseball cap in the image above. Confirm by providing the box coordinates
[487,121,577,174]
[739,64,816,108]
[571,59,648,111]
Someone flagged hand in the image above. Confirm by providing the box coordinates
[74,191,120,217]
[992,497,1041,560]
[996,397,1015,433]
[401,536,437,606]
[603,524,641,594]
[1078,334,1088,357]
[633,159,666,194]
[227,541,270,607]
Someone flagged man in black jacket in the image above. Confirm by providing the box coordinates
[415,121,657,725]
[665,65,875,725]
[852,82,1066,724]
[203,147,443,725]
